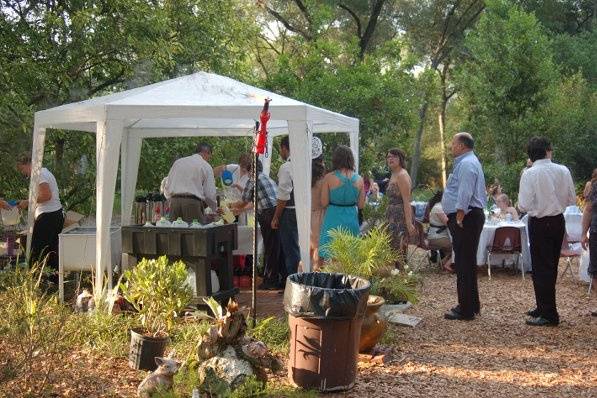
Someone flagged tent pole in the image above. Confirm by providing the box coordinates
[251,149,258,328]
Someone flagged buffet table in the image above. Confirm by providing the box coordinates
[121,223,238,304]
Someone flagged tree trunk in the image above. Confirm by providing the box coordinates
[409,100,429,189]
[437,104,447,188]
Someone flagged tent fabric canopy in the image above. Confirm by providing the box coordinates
[27,71,359,291]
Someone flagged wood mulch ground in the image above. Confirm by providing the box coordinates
[333,267,597,398]
[1,263,596,397]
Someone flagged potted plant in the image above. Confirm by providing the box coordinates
[323,225,418,352]
[121,256,193,371]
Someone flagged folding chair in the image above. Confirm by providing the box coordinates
[560,233,581,281]
[487,226,524,280]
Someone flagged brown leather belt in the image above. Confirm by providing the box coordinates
[171,194,202,201]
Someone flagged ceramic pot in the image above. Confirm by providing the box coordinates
[358,295,387,353]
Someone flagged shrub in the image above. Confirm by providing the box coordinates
[0,264,71,396]
[120,256,193,337]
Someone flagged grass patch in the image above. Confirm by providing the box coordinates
[67,311,136,357]
[248,316,290,355]
[380,324,401,346]
[169,321,211,362]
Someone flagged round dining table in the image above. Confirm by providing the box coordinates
[476,220,532,272]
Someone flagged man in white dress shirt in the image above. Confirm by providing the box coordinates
[271,136,300,276]
[518,137,576,326]
[163,143,217,223]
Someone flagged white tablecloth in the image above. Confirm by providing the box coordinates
[564,213,583,242]
[476,221,532,271]
[234,225,263,256]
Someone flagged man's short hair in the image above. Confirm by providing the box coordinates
[17,152,32,165]
[456,133,474,149]
[280,136,290,151]
[527,137,551,162]
[196,142,212,154]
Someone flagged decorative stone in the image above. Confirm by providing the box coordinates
[197,346,254,389]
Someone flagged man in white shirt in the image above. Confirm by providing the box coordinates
[271,136,300,276]
[163,143,217,223]
[518,137,576,326]
[16,153,64,272]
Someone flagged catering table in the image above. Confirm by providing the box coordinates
[121,224,238,304]
[476,221,532,272]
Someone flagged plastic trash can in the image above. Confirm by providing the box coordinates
[283,272,370,392]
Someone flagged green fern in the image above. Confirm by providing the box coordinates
[323,225,398,278]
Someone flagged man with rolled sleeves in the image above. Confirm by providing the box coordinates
[163,143,217,223]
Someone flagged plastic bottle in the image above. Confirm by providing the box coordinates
[221,206,236,224]
[156,217,171,227]
[172,217,188,228]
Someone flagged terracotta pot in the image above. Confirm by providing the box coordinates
[358,295,387,353]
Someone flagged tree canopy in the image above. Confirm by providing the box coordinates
[1,0,595,211]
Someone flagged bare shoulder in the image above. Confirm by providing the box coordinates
[396,170,412,185]
[353,174,364,187]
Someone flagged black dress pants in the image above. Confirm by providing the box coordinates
[447,208,485,317]
[257,207,286,285]
[30,209,65,271]
[528,214,565,322]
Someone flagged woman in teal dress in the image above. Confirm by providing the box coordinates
[318,145,366,260]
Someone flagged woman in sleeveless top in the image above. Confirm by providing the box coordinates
[426,190,453,271]
[581,177,597,316]
[310,138,326,270]
[319,146,366,260]
[385,148,416,267]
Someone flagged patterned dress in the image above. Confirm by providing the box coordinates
[385,182,407,250]
[588,182,597,276]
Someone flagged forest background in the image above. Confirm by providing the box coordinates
[1,0,595,212]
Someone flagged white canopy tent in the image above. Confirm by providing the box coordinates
[27,72,359,290]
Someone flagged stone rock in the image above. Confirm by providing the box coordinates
[379,302,412,318]
[197,346,254,389]
[385,313,422,327]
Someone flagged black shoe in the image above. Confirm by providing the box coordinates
[444,309,474,320]
[591,311,597,317]
[258,281,280,290]
[452,305,480,316]
[525,317,559,327]
[526,308,540,317]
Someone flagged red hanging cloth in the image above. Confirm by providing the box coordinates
[255,98,271,155]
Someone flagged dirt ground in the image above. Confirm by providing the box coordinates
[337,267,597,398]
[2,265,596,397]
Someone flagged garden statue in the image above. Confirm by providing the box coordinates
[137,357,182,398]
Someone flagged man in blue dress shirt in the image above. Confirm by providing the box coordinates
[442,132,487,320]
